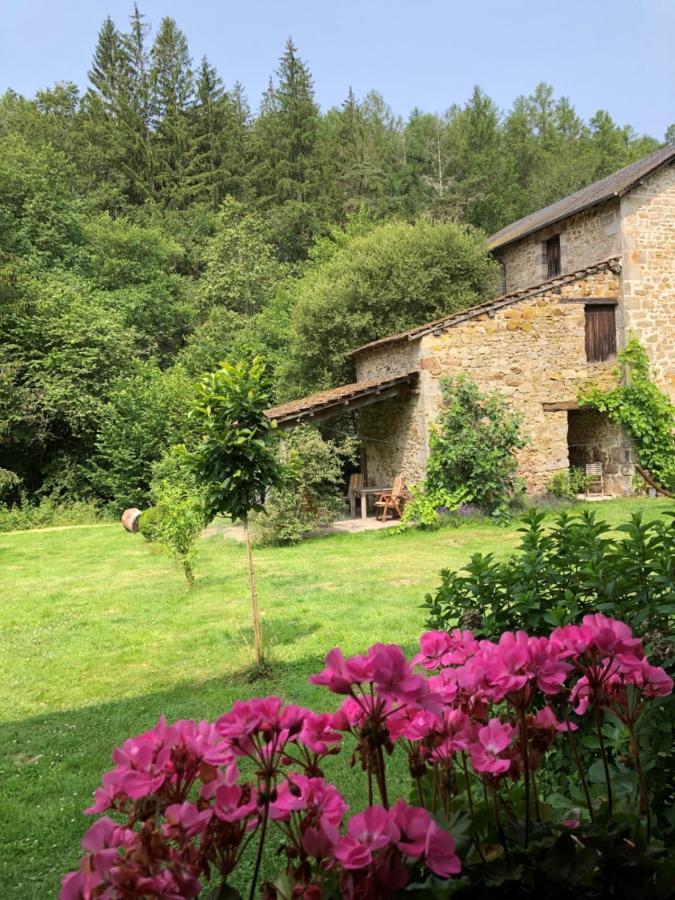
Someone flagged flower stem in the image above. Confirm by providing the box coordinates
[519,709,531,846]
[594,706,613,815]
[249,779,270,900]
[376,743,389,809]
[628,722,651,841]
[562,708,594,821]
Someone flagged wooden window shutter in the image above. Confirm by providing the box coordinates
[546,235,561,278]
[585,304,617,362]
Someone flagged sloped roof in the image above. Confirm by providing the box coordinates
[488,144,675,251]
[267,372,419,427]
[349,257,621,357]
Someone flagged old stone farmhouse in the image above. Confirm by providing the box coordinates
[268,146,675,495]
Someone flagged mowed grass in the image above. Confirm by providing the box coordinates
[1,498,672,898]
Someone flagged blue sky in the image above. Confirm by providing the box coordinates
[1,0,673,137]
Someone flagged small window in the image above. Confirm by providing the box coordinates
[585,304,617,362]
[546,234,561,278]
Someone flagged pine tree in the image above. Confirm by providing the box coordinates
[150,16,194,206]
[184,60,250,208]
[251,39,319,205]
[88,17,128,107]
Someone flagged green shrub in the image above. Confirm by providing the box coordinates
[140,451,206,587]
[396,484,469,531]
[423,507,675,639]
[137,506,166,543]
[546,467,591,499]
[253,425,357,547]
[0,497,105,532]
[426,374,525,519]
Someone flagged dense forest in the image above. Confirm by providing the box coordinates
[0,5,670,511]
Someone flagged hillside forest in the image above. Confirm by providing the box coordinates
[1,6,671,511]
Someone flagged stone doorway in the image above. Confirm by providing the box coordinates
[566,408,634,495]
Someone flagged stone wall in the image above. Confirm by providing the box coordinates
[416,269,621,493]
[354,340,426,485]
[620,163,675,401]
[358,395,427,486]
[495,201,621,293]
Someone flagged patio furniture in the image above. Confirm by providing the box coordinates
[345,473,365,518]
[352,484,389,519]
[374,475,407,521]
[585,462,604,496]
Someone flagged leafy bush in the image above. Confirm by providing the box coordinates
[396,484,470,530]
[254,425,358,546]
[137,505,166,544]
[0,497,105,533]
[423,508,675,641]
[546,467,591,499]
[62,615,673,899]
[580,339,675,491]
[138,451,206,588]
[283,219,498,393]
[426,374,526,518]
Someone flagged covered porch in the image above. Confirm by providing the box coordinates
[267,372,420,518]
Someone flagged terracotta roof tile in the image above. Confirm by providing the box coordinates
[349,257,621,357]
[488,145,675,250]
[267,372,418,424]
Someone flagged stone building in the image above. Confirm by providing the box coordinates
[268,146,675,496]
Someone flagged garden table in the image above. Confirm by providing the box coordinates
[352,486,389,519]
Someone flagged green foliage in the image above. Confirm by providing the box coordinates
[137,505,165,543]
[283,220,497,393]
[186,358,281,522]
[253,425,357,546]
[580,340,675,491]
[92,362,196,510]
[397,484,470,531]
[146,461,205,589]
[0,497,105,532]
[423,507,675,639]
[546,467,591,499]
[199,198,285,316]
[426,374,526,517]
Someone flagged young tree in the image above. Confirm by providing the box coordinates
[186,358,280,666]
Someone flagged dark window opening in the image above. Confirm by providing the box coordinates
[585,304,617,362]
[546,234,561,278]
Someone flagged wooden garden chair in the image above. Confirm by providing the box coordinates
[374,475,407,521]
[585,462,604,496]
[345,473,364,518]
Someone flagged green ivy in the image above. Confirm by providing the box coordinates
[579,340,675,491]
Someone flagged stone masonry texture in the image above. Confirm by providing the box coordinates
[353,162,673,494]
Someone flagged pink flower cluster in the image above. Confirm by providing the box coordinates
[62,615,671,899]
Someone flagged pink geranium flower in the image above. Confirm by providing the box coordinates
[425,821,461,877]
[310,647,373,694]
[334,805,399,868]
[469,718,516,775]
[391,800,431,857]
[163,802,212,840]
[299,712,343,755]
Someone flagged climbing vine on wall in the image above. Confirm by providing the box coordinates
[579,339,675,490]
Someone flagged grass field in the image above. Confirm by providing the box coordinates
[1,497,672,897]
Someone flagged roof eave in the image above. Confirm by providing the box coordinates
[489,192,619,252]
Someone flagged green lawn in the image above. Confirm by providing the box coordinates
[1,497,672,898]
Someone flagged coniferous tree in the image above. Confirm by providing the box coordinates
[150,16,194,206]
